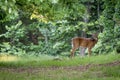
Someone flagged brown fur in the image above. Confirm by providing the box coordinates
[70,33,98,57]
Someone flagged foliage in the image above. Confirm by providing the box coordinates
[0,0,18,22]
[0,0,120,56]
[92,0,120,54]
[0,42,26,56]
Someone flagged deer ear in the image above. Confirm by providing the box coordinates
[95,33,98,36]
[92,33,99,38]
[94,32,99,36]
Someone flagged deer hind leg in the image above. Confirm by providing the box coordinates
[71,45,80,57]
[70,48,76,57]
[70,44,79,57]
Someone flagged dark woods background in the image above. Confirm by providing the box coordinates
[0,0,120,56]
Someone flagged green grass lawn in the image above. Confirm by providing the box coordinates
[0,53,120,80]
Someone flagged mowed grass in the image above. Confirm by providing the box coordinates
[0,53,120,80]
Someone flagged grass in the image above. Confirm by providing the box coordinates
[0,53,120,80]
[0,53,119,67]
[0,65,119,80]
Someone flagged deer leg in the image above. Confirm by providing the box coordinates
[70,48,76,57]
[70,38,80,57]
[88,48,91,56]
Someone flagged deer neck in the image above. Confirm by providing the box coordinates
[90,37,98,41]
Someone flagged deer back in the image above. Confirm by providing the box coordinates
[79,37,97,48]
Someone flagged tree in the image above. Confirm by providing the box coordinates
[93,0,120,54]
[1,0,120,56]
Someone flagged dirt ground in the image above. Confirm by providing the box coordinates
[0,60,120,73]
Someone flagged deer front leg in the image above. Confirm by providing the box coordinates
[88,48,92,56]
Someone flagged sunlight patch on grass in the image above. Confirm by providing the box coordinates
[0,53,119,68]
[0,54,18,62]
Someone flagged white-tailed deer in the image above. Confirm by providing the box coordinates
[70,33,98,57]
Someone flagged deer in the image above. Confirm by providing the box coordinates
[70,33,98,57]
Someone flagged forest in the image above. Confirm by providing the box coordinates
[0,0,120,80]
[0,0,120,55]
